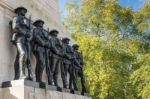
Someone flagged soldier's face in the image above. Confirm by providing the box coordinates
[20,10,26,16]
[39,23,43,27]
[54,32,58,37]
[76,47,79,50]
[66,40,69,44]
[74,47,79,50]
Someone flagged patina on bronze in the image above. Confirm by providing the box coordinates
[48,30,63,88]
[12,7,33,80]
[61,37,73,88]
[72,44,87,94]
[32,19,50,83]
[10,7,88,95]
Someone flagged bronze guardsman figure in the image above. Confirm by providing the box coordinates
[72,44,87,94]
[48,30,63,87]
[32,19,50,83]
[12,7,33,80]
[61,38,73,88]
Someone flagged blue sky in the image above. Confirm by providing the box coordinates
[59,0,145,19]
[119,0,145,10]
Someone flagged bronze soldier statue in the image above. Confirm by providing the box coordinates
[48,30,63,88]
[32,19,50,83]
[69,46,79,91]
[72,44,87,94]
[61,38,73,88]
[12,7,33,80]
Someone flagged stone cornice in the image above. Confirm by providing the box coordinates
[0,1,14,12]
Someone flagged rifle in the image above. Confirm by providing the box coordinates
[72,52,82,69]
[45,28,52,84]
[29,15,32,30]
[26,15,32,41]
[26,15,35,80]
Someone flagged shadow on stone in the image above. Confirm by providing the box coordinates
[39,82,46,89]
[57,86,62,92]
[2,81,12,88]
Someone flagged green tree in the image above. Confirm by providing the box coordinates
[130,1,150,98]
[65,0,150,99]
[72,33,137,99]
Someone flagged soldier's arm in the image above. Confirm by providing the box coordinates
[80,52,85,66]
[63,51,70,59]
[72,51,82,68]
[33,29,46,46]
[73,58,82,68]
[50,39,60,55]
[13,16,27,35]
[63,46,71,59]
[43,30,50,48]
[63,53,70,59]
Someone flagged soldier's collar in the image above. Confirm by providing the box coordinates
[37,27,43,29]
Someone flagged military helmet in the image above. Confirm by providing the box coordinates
[49,29,59,35]
[72,44,79,48]
[14,6,27,14]
[62,37,70,42]
[33,19,45,27]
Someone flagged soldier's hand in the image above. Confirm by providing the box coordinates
[70,57,74,60]
[45,42,50,48]
[25,33,31,38]
[59,53,63,57]
[69,56,73,60]
[78,65,82,69]
[81,62,84,65]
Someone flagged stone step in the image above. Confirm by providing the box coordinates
[0,80,91,99]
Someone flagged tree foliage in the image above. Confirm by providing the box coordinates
[65,0,150,99]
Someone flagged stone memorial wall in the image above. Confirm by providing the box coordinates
[0,0,71,84]
[0,0,91,99]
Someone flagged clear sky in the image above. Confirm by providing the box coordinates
[59,0,145,19]
[119,0,145,10]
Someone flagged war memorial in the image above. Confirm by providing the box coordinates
[0,0,91,99]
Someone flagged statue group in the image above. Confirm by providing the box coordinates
[11,7,87,94]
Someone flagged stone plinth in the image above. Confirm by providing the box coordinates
[0,80,91,99]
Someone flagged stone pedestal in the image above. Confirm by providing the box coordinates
[0,80,91,99]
